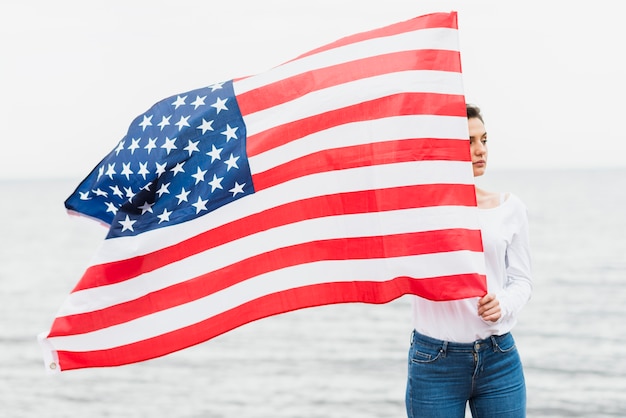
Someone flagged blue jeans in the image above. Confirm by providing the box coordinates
[405,330,526,418]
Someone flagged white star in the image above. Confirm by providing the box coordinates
[141,182,152,192]
[79,191,91,200]
[137,162,150,180]
[105,163,116,179]
[208,173,224,192]
[175,115,191,131]
[206,144,222,162]
[161,137,177,154]
[110,185,124,198]
[119,215,137,232]
[156,182,170,197]
[191,95,207,109]
[229,182,246,197]
[170,161,185,176]
[139,115,153,131]
[224,153,240,171]
[93,188,108,197]
[221,124,238,142]
[209,82,225,91]
[157,208,172,224]
[184,140,200,156]
[97,165,105,180]
[192,196,208,214]
[115,140,125,156]
[124,186,136,201]
[145,137,158,154]
[128,138,141,154]
[197,118,214,135]
[155,162,167,176]
[191,166,207,185]
[121,162,133,180]
[105,201,118,215]
[172,95,187,109]
[138,201,154,214]
[211,97,228,114]
[158,115,171,130]
[176,187,190,204]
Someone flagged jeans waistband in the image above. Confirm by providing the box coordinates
[410,329,513,353]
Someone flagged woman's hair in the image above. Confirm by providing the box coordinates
[466,104,484,123]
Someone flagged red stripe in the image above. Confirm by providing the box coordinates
[237,50,461,116]
[245,92,466,157]
[292,13,457,60]
[55,274,485,371]
[72,183,477,292]
[50,228,483,337]
[252,138,470,191]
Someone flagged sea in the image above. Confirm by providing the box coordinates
[1,168,625,418]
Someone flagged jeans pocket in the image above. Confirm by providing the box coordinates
[409,341,444,364]
[494,335,517,354]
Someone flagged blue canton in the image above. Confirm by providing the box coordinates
[65,81,253,238]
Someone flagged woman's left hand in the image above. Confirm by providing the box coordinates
[478,293,501,322]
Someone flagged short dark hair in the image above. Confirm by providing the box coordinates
[466,104,484,123]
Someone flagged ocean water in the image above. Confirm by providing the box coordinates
[1,168,625,418]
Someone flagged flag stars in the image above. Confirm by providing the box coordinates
[171,161,185,176]
[138,201,155,215]
[224,154,240,171]
[138,162,150,180]
[105,201,119,215]
[110,185,124,199]
[156,182,171,197]
[206,144,222,162]
[208,174,224,192]
[211,97,228,114]
[191,166,208,185]
[79,191,91,200]
[121,162,134,180]
[145,137,158,154]
[184,140,200,156]
[229,182,245,197]
[192,196,208,214]
[139,115,153,131]
[128,138,141,154]
[175,115,191,131]
[155,162,167,177]
[221,124,238,142]
[161,137,177,154]
[197,118,214,135]
[209,82,224,91]
[115,140,125,156]
[158,115,171,130]
[157,208,172,224]
[124,186,136,201]
[172,95,187,109]
[119,215,136,232]
[105,163,116,179]
[176,187,190,204]
[93,188,108,198]
[191,95,206,109]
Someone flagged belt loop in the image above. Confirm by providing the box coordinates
[490,335,498,352]
[441,340,448,357]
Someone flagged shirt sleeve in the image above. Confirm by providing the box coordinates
[498,200,533,320]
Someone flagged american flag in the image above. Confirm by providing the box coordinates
[39,11,486,373]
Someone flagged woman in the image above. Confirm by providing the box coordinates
[405,104,533,417]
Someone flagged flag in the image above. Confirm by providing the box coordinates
[38,11,486,373]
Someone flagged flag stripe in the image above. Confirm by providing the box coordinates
[50,252,486,352]
[71,182,477,292]
[50,228,483,337]
[252,138,471,191]
[293,13,458,60]
[236,50,461,116]
[52,272,482,371]
[246,96,467,159]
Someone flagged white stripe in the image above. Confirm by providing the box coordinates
[59,204,481,316]
[48,250,485,352]
[249,115,468,174]
[92,160,474,263]
[234,28,459,95]
[242,71,464,137]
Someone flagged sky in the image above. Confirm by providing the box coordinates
[1,0,625,180]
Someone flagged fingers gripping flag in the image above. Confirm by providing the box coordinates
[39,12,486,373]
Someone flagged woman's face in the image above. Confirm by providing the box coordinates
[468,117,488,177]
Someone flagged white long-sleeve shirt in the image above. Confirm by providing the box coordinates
[411,193,532,342]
